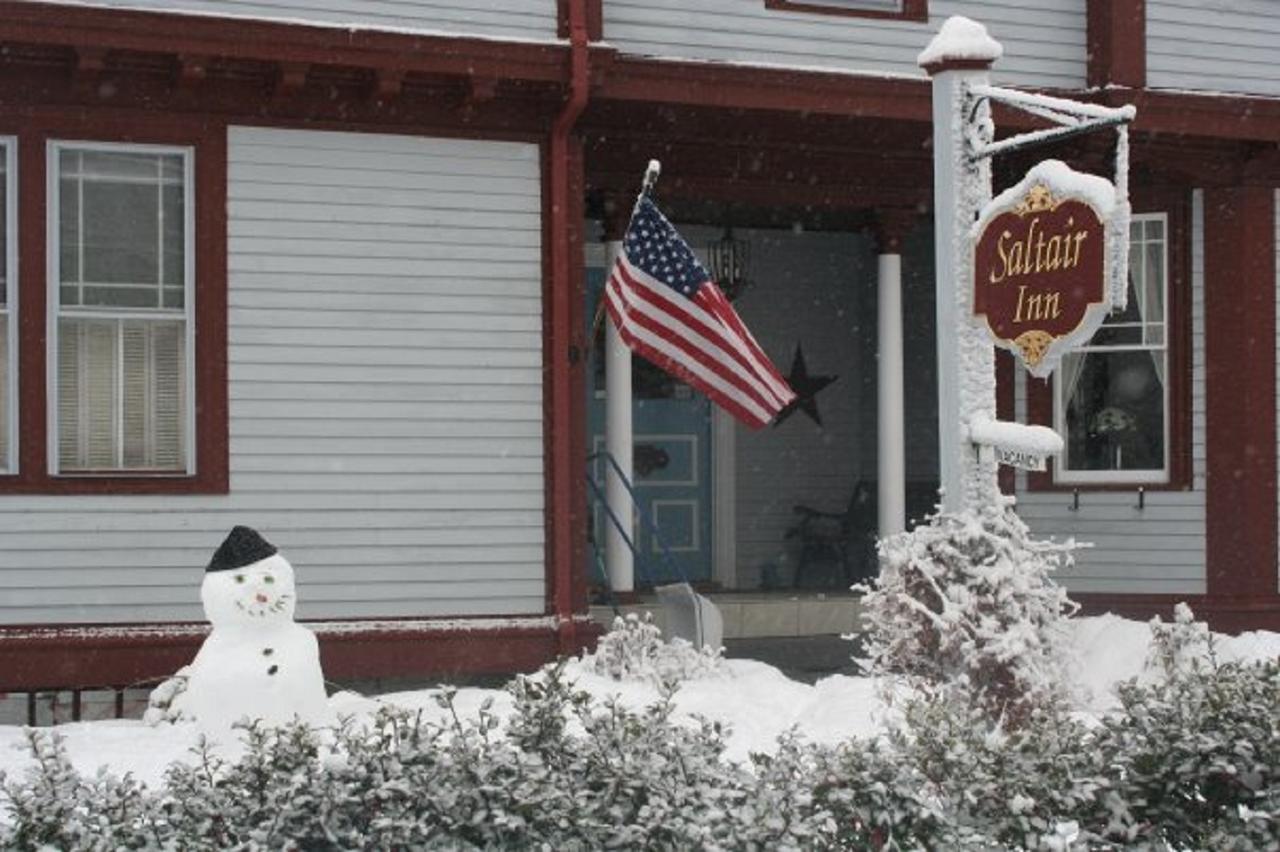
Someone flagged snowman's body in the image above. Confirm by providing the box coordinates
[170,547,329,731]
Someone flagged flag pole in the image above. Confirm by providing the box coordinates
[590,160,662,347]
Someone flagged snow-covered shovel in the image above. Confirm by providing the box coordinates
[655,582,723,651]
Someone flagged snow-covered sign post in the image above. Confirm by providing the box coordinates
[919,17,1135,511]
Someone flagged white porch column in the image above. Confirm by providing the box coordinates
[602,234,634,592]
[875,215,909,536]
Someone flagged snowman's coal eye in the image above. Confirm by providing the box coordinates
[235,575,245,584]
[264,575,275,584]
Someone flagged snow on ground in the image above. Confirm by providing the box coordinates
[1,615,1277,792]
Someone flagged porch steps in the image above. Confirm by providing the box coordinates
[589,592,864,640]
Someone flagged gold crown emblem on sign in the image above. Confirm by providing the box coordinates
[1014,184,1058,216]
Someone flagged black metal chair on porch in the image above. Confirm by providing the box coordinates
[786,479,879,590]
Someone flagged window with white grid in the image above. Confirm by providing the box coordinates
[49,143,194,474]
[1055,213,1169,484]
[0,138,13,474]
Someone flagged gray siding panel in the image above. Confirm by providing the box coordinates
[1148,0,1280,96]
[604,0,1086,89]
[1014,191,1207,596]
[0,126,546,624]
[33,0,557,41]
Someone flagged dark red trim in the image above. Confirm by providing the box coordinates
[2,2,1279,146]
[1028,187,1192,493]
[597,56,932,122]
[0,620,604,692]
[1087,0,1145,89]
[0,1,569,85]
[545,0,590,651]
[1071,593,1280,634]
[1203,185,1277,599]
[764,0,927,23]
[0,112,228,495]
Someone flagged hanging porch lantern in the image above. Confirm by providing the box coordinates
[706,225,751,302]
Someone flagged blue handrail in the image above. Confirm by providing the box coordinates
[585,450,693,588]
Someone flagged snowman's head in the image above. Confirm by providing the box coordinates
[201,526,298,628]
[201,553,298,627]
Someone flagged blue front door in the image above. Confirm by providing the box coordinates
[586,267,713,585]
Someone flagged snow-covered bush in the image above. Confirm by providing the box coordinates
[0,663,823,850]
[888,691,1129,850]
[584,612,726,684]
[4,609,1275,850]
[1089,606,1280,850]
[860,498,1079,725]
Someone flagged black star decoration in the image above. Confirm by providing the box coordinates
[774,345,838,428]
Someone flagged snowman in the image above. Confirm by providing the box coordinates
[156,526,330,731]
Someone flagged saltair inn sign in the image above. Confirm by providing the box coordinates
[967,161,1128,474]
[967,159,1129,474]
[974,161,1120,380]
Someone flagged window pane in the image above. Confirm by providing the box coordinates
[59,176,80,297]
[162,183,185,290]
[80,181,160,287]
[77,150,167,181]
[82,284,166,310]
[1062,349,1165,473]
[0,155,6,305]
[58,317,186,472]
[0,321,7,471]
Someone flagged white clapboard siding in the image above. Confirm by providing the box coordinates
[1014,191,1207,596]
[603,0,1086,89]
[35,0,557,41]
[0,126,546,624]
[1148,0,1280,97]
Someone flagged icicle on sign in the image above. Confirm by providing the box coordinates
[972,160,1121,379]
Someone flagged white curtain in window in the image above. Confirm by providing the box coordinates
[1058,350,1086,419]
[1144,239,1166,388]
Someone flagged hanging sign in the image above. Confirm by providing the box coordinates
[972,160,1122,379]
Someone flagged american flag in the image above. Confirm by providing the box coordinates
[604,196,796,429]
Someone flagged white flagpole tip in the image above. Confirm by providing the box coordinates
[642,160,661,193]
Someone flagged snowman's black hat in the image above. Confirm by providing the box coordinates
[207,525,278,573]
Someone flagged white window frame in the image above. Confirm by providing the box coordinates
[1053,212,1170,486]
[1,137,15,475]
[45,140,197,476]
[781,0,903,10]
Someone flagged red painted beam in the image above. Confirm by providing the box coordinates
[0,0,570,84]
[1203,185,1278,600]
[0,620,604,692]
[1087,0,1145,89]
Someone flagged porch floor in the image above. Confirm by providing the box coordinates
[589,591,865,639]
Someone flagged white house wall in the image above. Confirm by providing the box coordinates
[1013,190,1207,596]
[603,0,1086,90]
[1147,0,1280,97]
[0,126,546,625]
[29,0,558,41]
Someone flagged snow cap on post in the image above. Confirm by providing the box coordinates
[917,16,1003,74]
[207,525,278,573]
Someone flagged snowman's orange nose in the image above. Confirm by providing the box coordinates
[255,593,269,603]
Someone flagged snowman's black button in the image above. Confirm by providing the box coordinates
[267,665,279,676]
[263,648,274,657]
